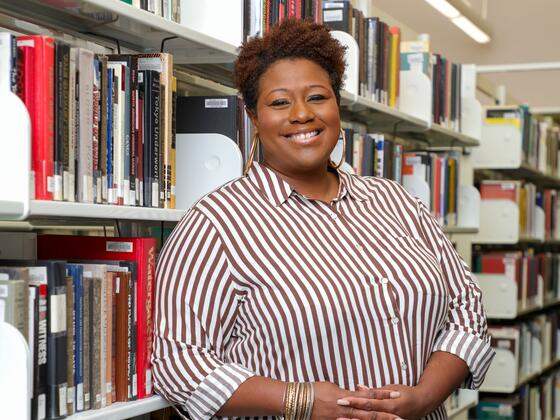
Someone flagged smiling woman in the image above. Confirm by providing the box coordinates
[152,18,494,420]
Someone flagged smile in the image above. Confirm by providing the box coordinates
[284,129,322,143]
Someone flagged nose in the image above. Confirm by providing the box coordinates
[289,98,314,124]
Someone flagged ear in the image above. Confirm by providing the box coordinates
[246,108,258,132]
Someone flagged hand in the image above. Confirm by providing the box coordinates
[310,382,402,420]
[336,384,430,420]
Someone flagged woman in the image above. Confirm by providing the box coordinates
[153,19,494,420]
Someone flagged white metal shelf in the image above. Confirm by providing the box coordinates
[66,396,170,420]
[339,91,480,147]
[27,200,186,222]
[443,226,479,234]
[0,0,237,83]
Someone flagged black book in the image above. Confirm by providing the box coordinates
[54,42,70,202]
[120,261,137,401]
[343,128,354,166]
[37,261,68,420]
[140,70,160,208]
[322,1,353,34]
[176,95,240,144]
[362,134,375,177]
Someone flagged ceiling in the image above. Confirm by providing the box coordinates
[370,0,560,108]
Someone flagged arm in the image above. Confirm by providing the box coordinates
[152,208,256,419]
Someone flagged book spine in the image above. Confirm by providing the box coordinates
[123,66,132,206]
[99,57,108,204]
[151,73,161,208]
[169,76,177,209]
[92,58,101,204]
[106,68,114,204]
[114,272,128,402]
[137,72,144,207]
[128,269,137,400]
[65,274,75,415]
[100,273,107,408]
[65,48,76,202]
[17,36,55,200]
[33,284,48,420]
[46,262,68,419]
[129,61,138,207]
[53,42,67,201]
[77,49,94,203]
[82,277,90,411]
[91,277,102,409]
[105,272,113,406]
[71,267,83,412]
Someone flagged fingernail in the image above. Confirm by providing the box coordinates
[396,418,405,420]
[337,399,351,406]
[357,383,370,389]
[390,391,401,398]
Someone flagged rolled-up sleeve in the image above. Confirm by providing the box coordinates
[416,199,495,389]
[152,208,255,419]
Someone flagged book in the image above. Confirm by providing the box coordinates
[38,235,156,400]
[16,35,55,201]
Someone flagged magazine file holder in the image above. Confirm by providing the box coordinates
[175,133,243,210]
[0,321,31,420]
[0,90,31,220]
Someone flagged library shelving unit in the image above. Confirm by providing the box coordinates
[470,109,560,416]
[0,1,483,419]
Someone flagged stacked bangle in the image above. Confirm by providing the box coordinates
[283,382,315,420]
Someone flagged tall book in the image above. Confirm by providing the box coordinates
[0,32,17,92]
[54,42,70,201]
[38,235,157,400]
[16,35,55,201]
[137,54,174,208]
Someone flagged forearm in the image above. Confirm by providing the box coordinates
[216,376,286,417]
[416,351,470,415]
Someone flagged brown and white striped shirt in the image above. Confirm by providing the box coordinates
[153,162,494,420]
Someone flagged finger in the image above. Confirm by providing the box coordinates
[354,387,400,399]
[337,398,396,412]
[336,410,403,420]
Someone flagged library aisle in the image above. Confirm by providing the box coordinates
[0,0,558,419]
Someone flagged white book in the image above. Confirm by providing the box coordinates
[77,48,94,203]
[0,32,15,92]
[108,63,124,205]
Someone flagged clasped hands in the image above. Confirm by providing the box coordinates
[312,382,432,420]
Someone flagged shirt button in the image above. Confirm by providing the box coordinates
[391,317,399,325]
[330,213,338,220]
[401,362,408,371]
[380,278,389,285]
[356,244,364,252]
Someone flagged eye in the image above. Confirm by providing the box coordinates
[308,94,327,102]
[270,99,289,107]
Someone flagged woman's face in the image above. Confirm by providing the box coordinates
[252,58,341,175]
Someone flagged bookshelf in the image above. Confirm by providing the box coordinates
[63,396,170,420]
[471,109,560,418]
[0,2,486,420]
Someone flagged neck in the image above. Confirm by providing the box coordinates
[262,160,340,203]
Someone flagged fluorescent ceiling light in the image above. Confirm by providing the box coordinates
[451,15,491,44]
[424,0,460,18]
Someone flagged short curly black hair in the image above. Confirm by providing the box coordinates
[234,19,346,113]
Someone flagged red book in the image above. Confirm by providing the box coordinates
[479,181,520,202]
[37,235,156,399]
[16,35,55,201]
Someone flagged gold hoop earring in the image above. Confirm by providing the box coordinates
[330,128,346,169]
[244,133,260,175]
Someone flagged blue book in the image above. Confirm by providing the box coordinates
[67,264,84,412]
[107,68,114,204]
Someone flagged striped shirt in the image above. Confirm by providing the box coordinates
[153,162,494,420]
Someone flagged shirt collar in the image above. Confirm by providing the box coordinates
[246,162,370,207]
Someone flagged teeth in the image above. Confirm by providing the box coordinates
[289,131,319,141]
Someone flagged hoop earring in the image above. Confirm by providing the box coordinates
[330,128,346,169]
[244,133,260,175]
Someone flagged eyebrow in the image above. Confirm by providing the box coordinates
[267,84,329,95]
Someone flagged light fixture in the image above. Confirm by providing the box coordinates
[424,0,460,18]
[451,15,491,44]
[423,0,491,44]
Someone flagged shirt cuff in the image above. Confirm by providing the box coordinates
[433,328,495,389]
[185,362,256,420]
